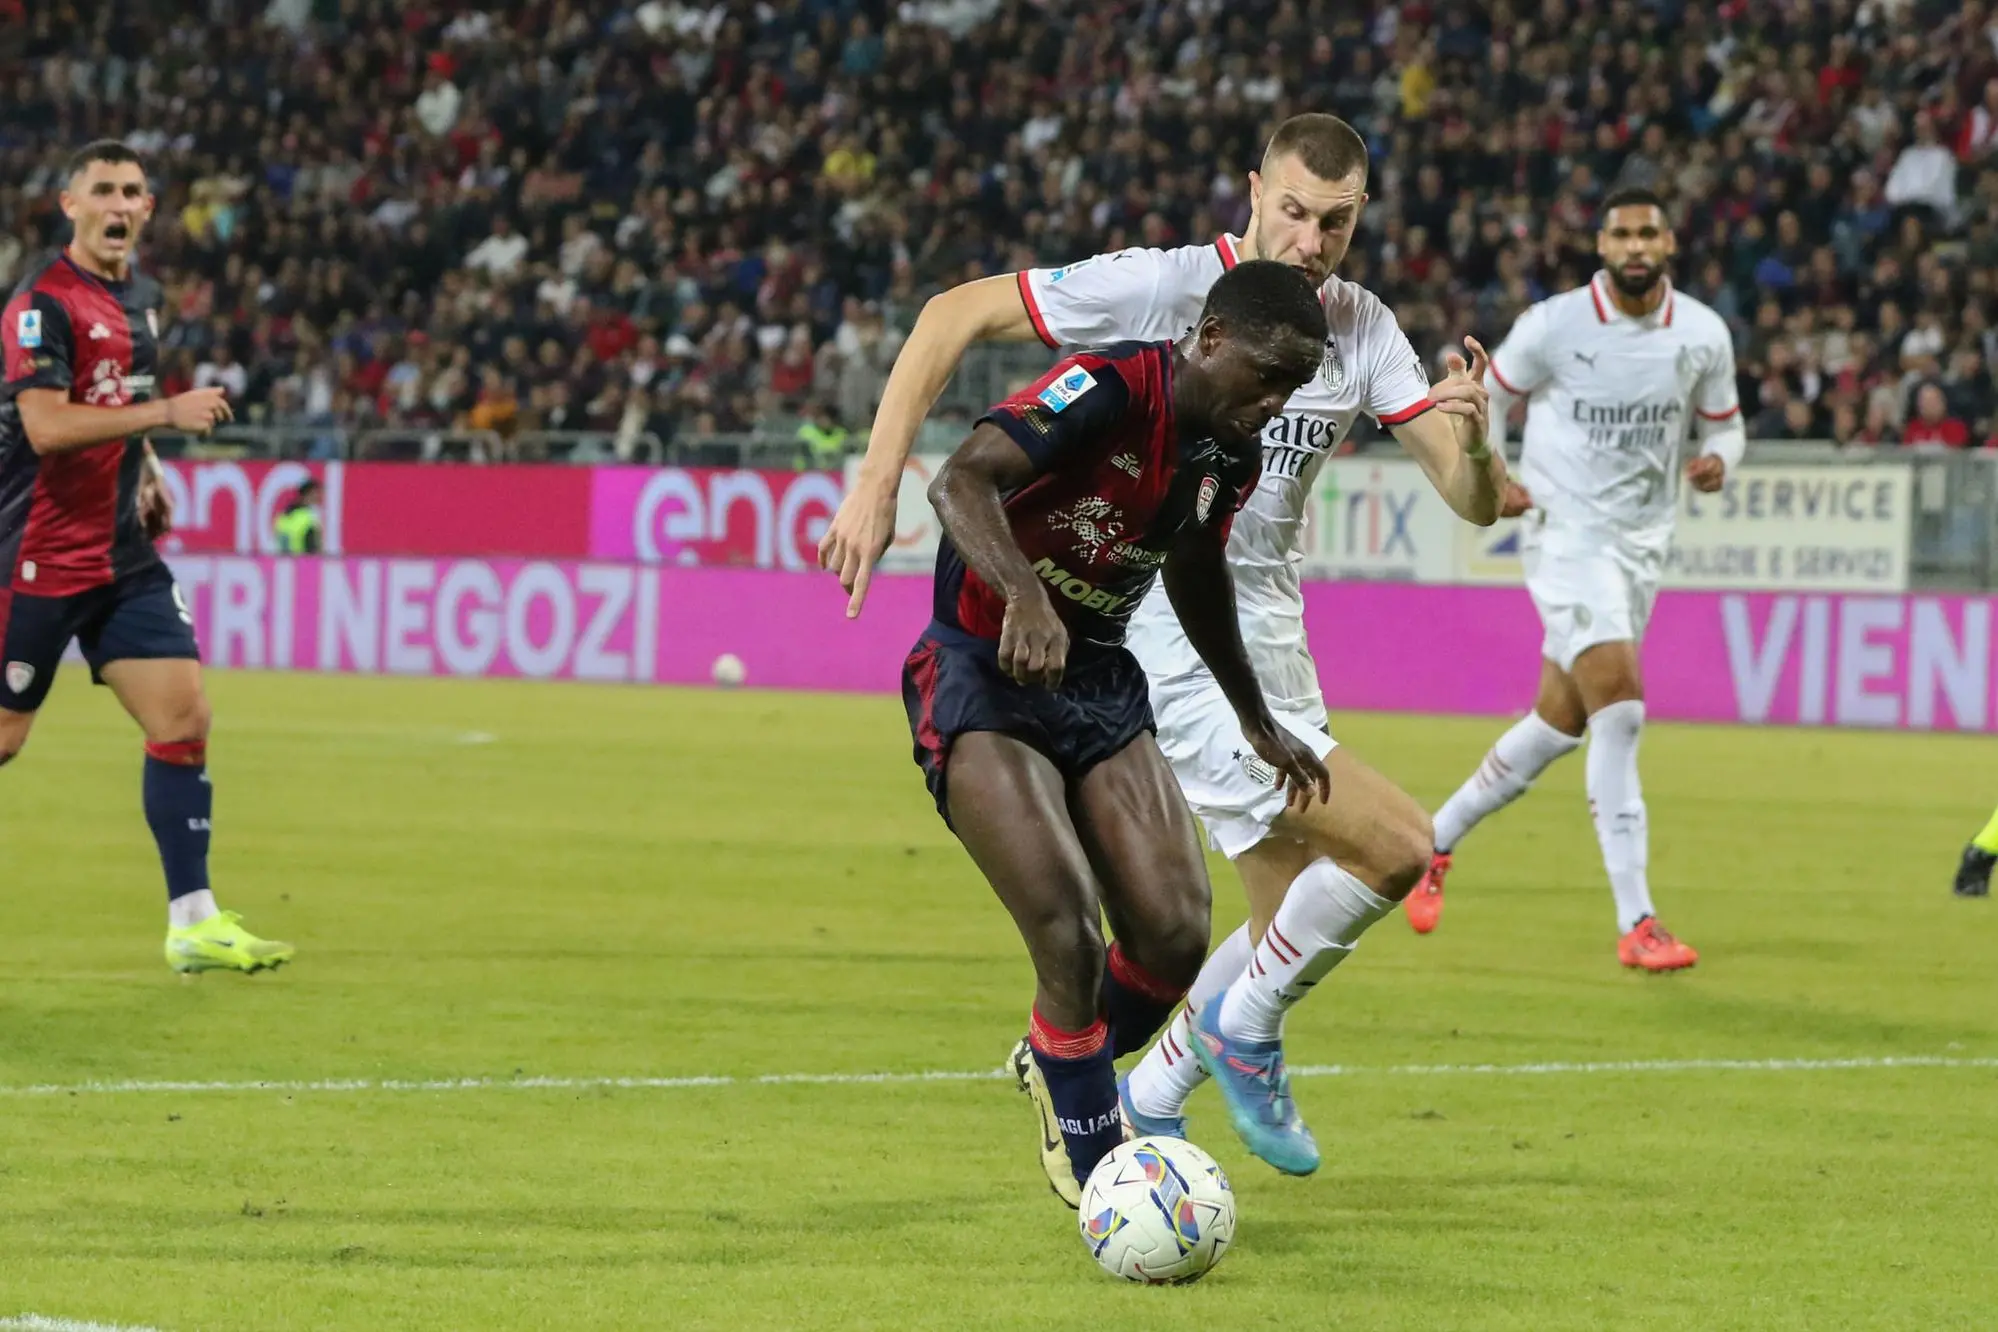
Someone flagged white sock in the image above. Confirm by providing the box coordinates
[1124,923,1252,1120]
[168,889,219,930]
[1433,710,1582,852]
[1586,699,1655,932]
[1217,859,1392,1043]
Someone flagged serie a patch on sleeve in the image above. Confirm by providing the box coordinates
[1036,366,1096,413]
[16,307,42,348]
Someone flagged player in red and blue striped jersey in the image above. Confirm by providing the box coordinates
[901,260,1332,1206]
[0,141,293,974]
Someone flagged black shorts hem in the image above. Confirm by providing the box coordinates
[84,646,203,686]
[901,623,1155,831]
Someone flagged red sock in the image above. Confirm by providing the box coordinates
[1026,1008,1118,1185]
[1101,941,1187,1057]
[1028,1008,1107,1061]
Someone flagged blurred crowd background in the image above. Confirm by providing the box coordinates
[4,0,1996,461]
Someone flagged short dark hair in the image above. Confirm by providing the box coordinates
[1200,259,1327,347]
[64,140,145,183]
[1599,187,1669,221]
[1262,114,1369,184]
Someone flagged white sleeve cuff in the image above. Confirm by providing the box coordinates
[1699,421,1747,472]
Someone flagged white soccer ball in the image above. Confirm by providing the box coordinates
[711,652,746,687]
[1079,1136,1236,1284]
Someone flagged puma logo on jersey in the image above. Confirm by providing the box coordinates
[1574,351,1598,367]
[1031,558,1128,612]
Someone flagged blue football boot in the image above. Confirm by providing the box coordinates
[1189,998,1320,1176]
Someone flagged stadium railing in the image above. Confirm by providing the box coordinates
[1903,448,1998,592]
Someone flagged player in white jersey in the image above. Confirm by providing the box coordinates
[1414,188,1744,972]
[821,115,1508,1185]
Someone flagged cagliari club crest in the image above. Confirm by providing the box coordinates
[1195,475,1220,523]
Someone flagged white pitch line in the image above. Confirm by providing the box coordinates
[2,1316,166,1332]
[0,1055,1992,1100]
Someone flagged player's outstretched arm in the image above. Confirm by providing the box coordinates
[820,275,1044,618]
[1394,337,1505,526]
[17,386,232,456]
[1162,522,1330,808]
[1686,332,1745,494]
[926,421,1069,689]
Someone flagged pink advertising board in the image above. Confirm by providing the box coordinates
[160,558,1998,732]
[161,557,929,691]
[152,460,839,567]
[1299,583,1996,730]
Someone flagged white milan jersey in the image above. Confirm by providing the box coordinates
[1489,274,1740,555]
[1017,236,1433,712]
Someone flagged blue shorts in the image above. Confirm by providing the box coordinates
[901,622,1155,826]
[0,562,200,713]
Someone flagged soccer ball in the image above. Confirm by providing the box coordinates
[711,652,746,687]
[1078,1137,1236,1284]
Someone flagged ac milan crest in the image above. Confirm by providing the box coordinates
[1318,335,1347,393]
[4,661,34,696]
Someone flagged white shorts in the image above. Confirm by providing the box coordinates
[1149,676,1338,860]
[1521,520,1662,672]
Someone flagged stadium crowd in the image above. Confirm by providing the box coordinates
[4,0,1998,457]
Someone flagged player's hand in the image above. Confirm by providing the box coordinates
[1500,480,1534,518]
[138,471,174,541]
[165,387,233,434]
[1432,336,1491,449]
[998,590,1069,690]
[1685,454,1726,493]
[1241,711,1331,812]
[819,478,899,619]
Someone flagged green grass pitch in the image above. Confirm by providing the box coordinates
[3,668,1995,1330]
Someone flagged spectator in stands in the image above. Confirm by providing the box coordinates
[466,367,519,445]
[464,218,528,280]
[195,343,250,402]
[1886,113,1960,229]
[796,402,850,471]
[12,0,1998,462]
[414,63,463,139]
[1768,398,1824,442]
[274,480,323,556]
[1852,400,1904,447]
[1752,377,1798,441]
[766,325,817,406]
[1903,383,1973,448]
